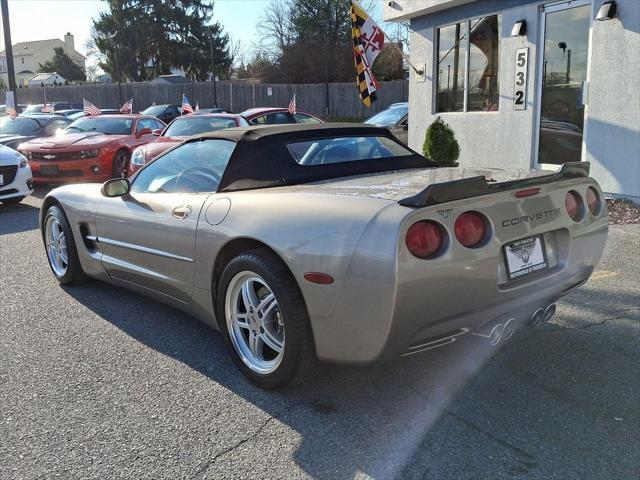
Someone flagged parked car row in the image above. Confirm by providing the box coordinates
[0,102,416,206]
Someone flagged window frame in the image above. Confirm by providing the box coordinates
[434,13,501,114]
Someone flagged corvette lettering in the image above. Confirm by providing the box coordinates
[501,208,560,227]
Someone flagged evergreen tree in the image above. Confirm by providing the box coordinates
[38,47,86,82]
[92,0,231,82]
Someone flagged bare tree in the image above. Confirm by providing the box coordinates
[258,0,295,59]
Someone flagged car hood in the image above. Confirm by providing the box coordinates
[0,134,34,145]
[20,132,126,150]
[281,166,559,202]
[142,137,181,158]
[0,144,25,166]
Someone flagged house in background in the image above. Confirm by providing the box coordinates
[28,72,66,87]
[384,0,639,200]
[0,33,85,87]
[150,74,193,85]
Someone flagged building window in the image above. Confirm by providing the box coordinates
[436,15,500,112]
[21,57,24,64]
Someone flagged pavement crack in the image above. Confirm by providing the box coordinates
[449,412,537,463]
[193,401,305,477]
[193,415,276,477]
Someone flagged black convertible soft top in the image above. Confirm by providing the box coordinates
[184,123,435,192]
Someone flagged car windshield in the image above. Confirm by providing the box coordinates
[164,117,236,137]
[142,105,168,116]
[0,117,39,135]
[365,106,408,126]
[23,105,45,114]
[288,136,413,166]
[65,117,133,135]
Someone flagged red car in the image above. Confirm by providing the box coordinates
[240,108,324,125]
[129,113,249,174]
[18,114,165,184]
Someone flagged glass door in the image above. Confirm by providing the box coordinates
[536,1,591,167]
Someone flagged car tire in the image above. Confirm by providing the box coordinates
[217,248,322,389]
[42,205,87,285]
[1,196,25,204]
[112,150,130,178]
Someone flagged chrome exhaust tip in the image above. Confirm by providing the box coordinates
[530,308,545,327]
[502,318,516,340]
[489,324,504,346]
[544,304,557,322]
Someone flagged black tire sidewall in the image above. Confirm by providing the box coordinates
[43,205,84,285]
[112,150,130,178]
[217,251,315,389]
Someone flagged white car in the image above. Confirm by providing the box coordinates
[0,144,33,204]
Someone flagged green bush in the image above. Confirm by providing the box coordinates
[422,117,460,165]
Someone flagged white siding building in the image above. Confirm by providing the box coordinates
[384,0,640,200]
[0,33,85,87]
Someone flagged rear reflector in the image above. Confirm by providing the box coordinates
[565,191,583,221]
[515,187,541,198]
[406,220,444,258]
[454,212,487,248]
[304,272,334,284]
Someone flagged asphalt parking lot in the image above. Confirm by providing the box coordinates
[1,189,638,480]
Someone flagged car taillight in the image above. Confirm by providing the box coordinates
[406,221,445,258]
[565,191,583,221]
[586,187,601,216]
[454,212,487,248]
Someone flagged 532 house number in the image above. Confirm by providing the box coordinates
[514,47,528,110]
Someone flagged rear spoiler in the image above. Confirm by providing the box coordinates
[398,162,590,208]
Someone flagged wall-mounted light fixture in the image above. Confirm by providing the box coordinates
[511,19,527,37]
[596,1,617,21]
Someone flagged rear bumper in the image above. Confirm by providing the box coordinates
[312,179,609,365]
[30,156,114,184]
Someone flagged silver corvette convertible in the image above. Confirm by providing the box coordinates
[40,124,608,388]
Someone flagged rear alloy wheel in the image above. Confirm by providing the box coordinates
[226,272,285,374]
[218,249,322,389]
[112,150,130,178]
[43,205,86,285]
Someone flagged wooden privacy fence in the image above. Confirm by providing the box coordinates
[5,80,408,119]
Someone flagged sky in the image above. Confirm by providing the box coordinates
[1,0,388,72]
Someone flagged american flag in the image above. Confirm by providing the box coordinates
[6,106,17,119]
[83,99,102,116]
[42,103,54,113]
[181,94,194,115]
[120,98,133,114]
[288,94,296,115]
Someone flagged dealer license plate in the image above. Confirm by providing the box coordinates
[40,165,59,176]
[504,235,548,280]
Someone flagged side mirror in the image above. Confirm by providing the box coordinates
[136,127,153,138]
[401,123,408,131]
[151,128,162,136]
[101,178,131,198]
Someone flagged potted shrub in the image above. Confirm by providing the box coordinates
[422,117,460,167]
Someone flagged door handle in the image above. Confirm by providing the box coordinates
[172,205,192,219]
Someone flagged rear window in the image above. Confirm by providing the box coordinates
[287,136,412,166]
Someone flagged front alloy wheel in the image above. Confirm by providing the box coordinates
[45,215,69,277]
[42,205,86,285]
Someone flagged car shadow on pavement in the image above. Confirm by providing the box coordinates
[0,202,41,235]
[61,278,640,480]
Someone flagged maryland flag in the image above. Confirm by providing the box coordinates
[350,0,385,107]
